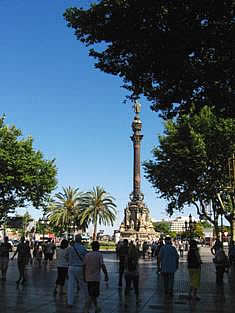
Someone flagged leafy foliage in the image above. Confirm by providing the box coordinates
[152,221,171,235]
[79,186,117,240]
[64,1,235,118]
[0,116,57,219]
[143,107,235,230]
[47,186,88,233]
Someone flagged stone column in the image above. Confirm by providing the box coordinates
[130,114,143,201]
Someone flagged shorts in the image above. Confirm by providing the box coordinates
[44,253,53,261]
[56,267,68,286]
[87,281,100,298]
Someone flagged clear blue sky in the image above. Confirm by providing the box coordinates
[0,1,192,234]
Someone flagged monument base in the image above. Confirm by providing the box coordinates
[119,199,157,244]
[120,229,157,243]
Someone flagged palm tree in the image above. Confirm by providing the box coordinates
[80,186,117,240]
[47,186,87,234]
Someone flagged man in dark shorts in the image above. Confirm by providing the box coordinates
[84,241,108,313]
[124,241,140,304]
[118,239,129,287]
[44,240,56,266]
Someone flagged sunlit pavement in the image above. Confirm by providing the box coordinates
[0,247,235,313]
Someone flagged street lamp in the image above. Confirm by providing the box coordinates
[185,220,188,232]
[38,213,48,242]
[185,214,196,240]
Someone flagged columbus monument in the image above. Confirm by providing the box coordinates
[119,101,156,243]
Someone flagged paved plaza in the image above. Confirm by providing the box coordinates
[0,247,235,313]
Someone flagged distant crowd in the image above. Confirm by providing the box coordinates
[0,235,235,312]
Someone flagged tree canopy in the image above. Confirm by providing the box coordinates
[47,186,88,233]
[153,221,171,235]
[79,186,117,240]
[143,107,235,233]
[0,117,57,218]
[64,1,235,119]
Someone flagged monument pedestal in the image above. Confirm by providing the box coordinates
[119,199,156,243]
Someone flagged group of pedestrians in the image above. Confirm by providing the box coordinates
[117,236,235,302]
[1,233,235,311]
[54,234,108,313]
[0,234,109,313]
[117,239,140,304]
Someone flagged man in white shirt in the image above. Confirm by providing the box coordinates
[84,241,109,313]
[66,234,88,308]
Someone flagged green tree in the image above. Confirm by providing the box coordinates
[143,107,235,237]
[194,223,204,238]
[22,212,33,237]
[47,186,87,234]
[199,220,212,229]
[152,221,171,235]
[64,1,234,119]
[80,186,117,240]
[0,116,57,219]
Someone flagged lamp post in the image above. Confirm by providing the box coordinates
[185,220,188,232]
[185,214,196,240]
[189,214,193,238]
[39,213,48,243]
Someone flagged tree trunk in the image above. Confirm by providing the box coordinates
[92,209,97,241]
[92,221,97,241]
[214,222,219,239]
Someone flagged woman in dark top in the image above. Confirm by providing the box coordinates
[187,240,202,300]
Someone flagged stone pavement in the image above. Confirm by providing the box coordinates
[0,247,235,313]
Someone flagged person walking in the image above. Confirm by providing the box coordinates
[179,241,184,258]
[25,240,32,265]
[11,236,29,285]
[0,236,12,281]
[155,238,164,273]
[84,241,109,313]
[151,241,157,258]
[118,239,129,287]
[187,240,202,300]
[211,239,222,256]
[44,239,56,266]
[33,243,43,267]
[124,241,140,304]
[214,245,229,286]
[142,241,148,259]
[54,239,69,295]
[65,234,88,308]
[158,236,179,297]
